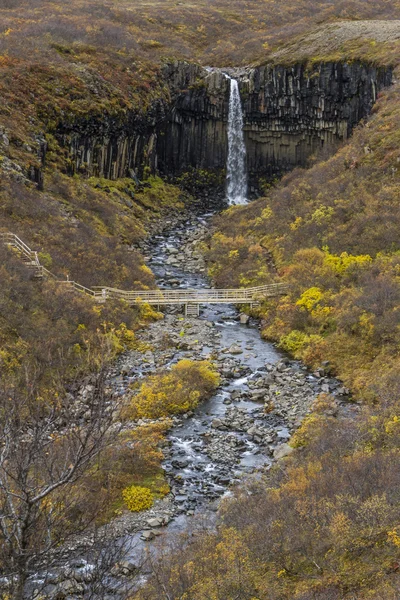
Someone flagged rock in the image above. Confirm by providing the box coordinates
[66,60,391,184]
[274,443,294,460]
[239,313,250,325]
[211,418,227,430]
[216,475,231,485]
[115,560,138,575]
[229,344,243,355]
[172,458,190,468]
[55,579,84,596]
[140,530,155,541]
[251,389,268,400]
[146,517,164,528]
[337,386,349,396]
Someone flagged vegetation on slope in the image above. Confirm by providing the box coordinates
[0,172,186,390]
[206,76,400,402]
[0,2,398,399]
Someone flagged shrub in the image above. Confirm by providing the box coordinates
[124,359,220,420]
[122,485,154,512]
[279,330,309,354]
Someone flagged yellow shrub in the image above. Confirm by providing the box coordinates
[122,485,154,512]
[124,359,220,420]
[310,205,334,225]
[279,330,309,354]
[139,302,164,322]
[115,322,136,349]
[171,359,220,392]
[103,322,137,354]
[296,287,324,312]
[323,251,372,275]
[290,413,323,448]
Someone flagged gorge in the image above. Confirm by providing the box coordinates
[1,4,400,597]
[24,209,352,599]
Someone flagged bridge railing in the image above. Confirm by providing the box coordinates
[59,280,104,298]
[94,283,289,304]
[1,231,290,306]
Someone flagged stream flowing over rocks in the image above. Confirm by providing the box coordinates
[30,210,354,599]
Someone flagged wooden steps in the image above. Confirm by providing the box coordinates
[185,303,200,317]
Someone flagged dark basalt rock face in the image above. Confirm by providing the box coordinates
[57,60,392,185]
[157,62,392,182]
[241,62,392,179]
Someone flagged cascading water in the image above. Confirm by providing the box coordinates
[226,77,248,205]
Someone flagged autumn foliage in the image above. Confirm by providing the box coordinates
[124,359,220,420]
[137,394,400,599]
[122,485,154,512]
[0,0,400,594]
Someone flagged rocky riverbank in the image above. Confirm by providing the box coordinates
[28,211,357,599]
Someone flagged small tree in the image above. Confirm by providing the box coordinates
[0,370,117,599]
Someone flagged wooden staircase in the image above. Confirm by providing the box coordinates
[185,303,200,317]
[0,231,290,315]
[1,232,41,271]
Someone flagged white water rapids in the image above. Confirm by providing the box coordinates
[226,77,248,205]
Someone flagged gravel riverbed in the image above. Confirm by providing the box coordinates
[28,212,356,599]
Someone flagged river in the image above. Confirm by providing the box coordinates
[26,209,350,599]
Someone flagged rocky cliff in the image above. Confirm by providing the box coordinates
[57,60,392,187]
[242,62,392,178]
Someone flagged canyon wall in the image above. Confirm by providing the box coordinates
[57,61,392,185]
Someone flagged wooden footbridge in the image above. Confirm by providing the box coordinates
[0,232,289,316]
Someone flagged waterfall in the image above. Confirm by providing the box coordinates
[226,77,248,205]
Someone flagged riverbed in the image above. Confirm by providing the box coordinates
[107,212,350,576]
[28,210,352,599]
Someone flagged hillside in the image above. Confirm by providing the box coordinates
[7,1,396,399]
[1,1,400,598]
[268,19,400,64]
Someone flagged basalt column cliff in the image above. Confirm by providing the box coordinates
[61,61,392,185]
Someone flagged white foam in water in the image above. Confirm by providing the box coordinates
[204,463,216,472]
[233,376,248,387]
[226,77,248,205]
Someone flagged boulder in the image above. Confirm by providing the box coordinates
[229,344,243,354]
[146,517,164,528]
[55,579,84,596]
[140,530,155,541]
[172,458,189,469]
[274,443,294,460]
